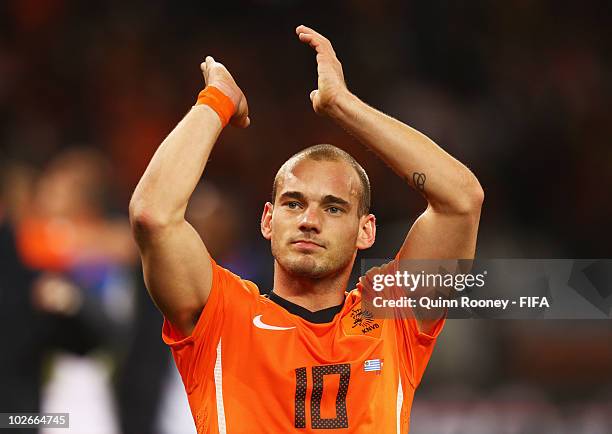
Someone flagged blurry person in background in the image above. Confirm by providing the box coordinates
[130,25,483,433]
[0,161,108,432]
[7,148,137,433]
[16,147,137,333]
[0,161,37,225]
[17,147,134,273]
[0,164,47,421]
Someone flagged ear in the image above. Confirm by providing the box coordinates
[356,213,376,250]
[260,202,274,240]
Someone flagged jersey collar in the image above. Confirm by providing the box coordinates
[267,291,345,324]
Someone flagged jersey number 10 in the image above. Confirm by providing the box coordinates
[294,364,351,429]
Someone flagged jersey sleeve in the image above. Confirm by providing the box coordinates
[359,253,446,388]
[161,256,260,393]
[394,305,445,388]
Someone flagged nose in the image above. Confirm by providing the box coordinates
[298,206,322,234]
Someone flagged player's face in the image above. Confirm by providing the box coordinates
[262,159,374,279]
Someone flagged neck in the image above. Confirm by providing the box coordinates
[272,260,353,311]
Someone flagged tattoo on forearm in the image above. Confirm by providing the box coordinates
[412,172,426,193]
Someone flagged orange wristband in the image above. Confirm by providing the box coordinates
[195,86,235,128]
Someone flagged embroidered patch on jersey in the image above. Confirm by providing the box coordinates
[363,359,383,373]
[342,304,383,338]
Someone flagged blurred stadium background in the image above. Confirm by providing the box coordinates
[1,1,611,433]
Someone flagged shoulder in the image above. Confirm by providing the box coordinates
[345,287,362,306]
[211,259,261,298]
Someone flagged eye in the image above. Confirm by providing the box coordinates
[327,206,343,214]
[286,201,301,209]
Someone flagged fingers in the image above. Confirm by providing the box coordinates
[296,24,324,40]
[232,98,250,129]
[198,56,250,128]
[297,32,313,43]
[240,98,251,128]
[238,116,251,128]
[298,33,323,53]
[309,89,318,102]
[224,95,250,128]
[296,24,335,55]
[231,114,250,128]
[201,56,214,70]
[201,59,208,80]
[201,56,216,83]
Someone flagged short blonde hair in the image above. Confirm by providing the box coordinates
[271,144,371,216]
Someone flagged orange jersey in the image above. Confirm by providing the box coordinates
[162,258,445,434]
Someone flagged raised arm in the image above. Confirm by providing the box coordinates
[297,25,483,330]
[129,57,249,336]
[296,25,483,255]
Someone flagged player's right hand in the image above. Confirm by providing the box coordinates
[201,56,250,128]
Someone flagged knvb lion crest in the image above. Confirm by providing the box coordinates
[350,308,380,335]
[342,304,383,337]
[351,308,373,328]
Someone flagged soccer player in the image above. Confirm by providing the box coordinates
[130,25,483,433]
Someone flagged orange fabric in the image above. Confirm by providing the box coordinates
[195,86,235,128]
[162,258,445,433]
[16,217,75,271]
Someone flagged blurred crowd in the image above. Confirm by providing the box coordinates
[0,147,254,433]
[1,1,611,433]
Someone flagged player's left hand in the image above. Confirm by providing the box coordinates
[296,25,350,116]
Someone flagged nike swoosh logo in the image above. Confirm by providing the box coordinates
[252,315,295,331]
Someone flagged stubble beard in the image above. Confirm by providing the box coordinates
[272,242,350,280]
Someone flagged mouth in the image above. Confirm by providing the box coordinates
[291,239,325,250]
